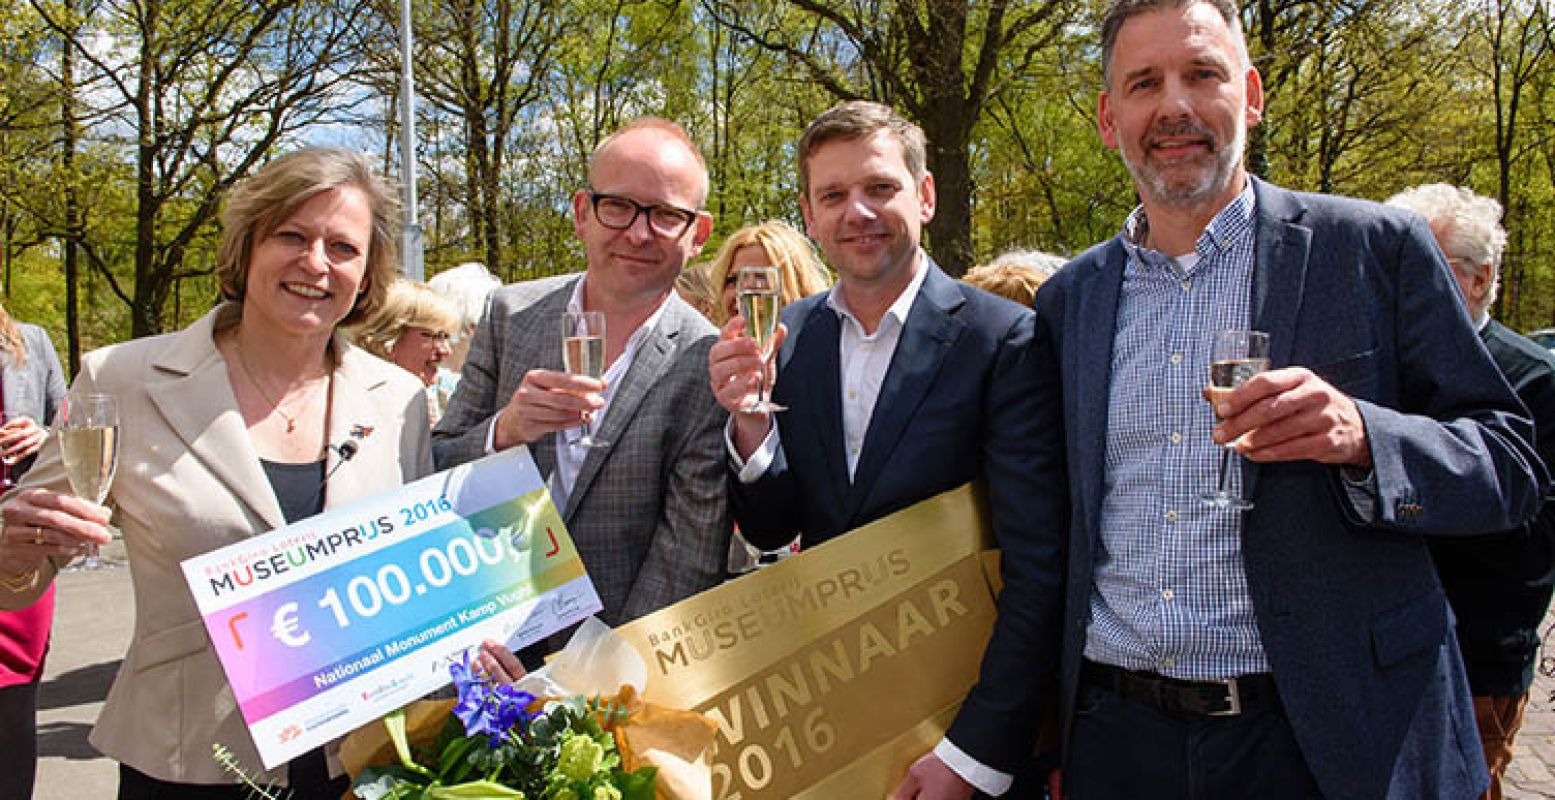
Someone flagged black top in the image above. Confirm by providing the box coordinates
[260,459,326,525]
[1429,320,1555,696]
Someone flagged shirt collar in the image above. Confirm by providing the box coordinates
[826,250,929,336]
[566,275,671,347]
[1122,181,1257,265]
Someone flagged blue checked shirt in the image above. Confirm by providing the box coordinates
[1082,183,1272,680]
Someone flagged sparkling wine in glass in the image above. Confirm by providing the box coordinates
[736,266,786,414]
[561,310,608,448]
[58,393,120,571]
[1200,330,1269,510]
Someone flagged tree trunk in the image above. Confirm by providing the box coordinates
[61,0,81,374]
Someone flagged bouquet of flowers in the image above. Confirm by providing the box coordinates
[344,620,717,800]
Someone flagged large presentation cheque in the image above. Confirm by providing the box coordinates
[614,484,999,799]
[180,447,602,769]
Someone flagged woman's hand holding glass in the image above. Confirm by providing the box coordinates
[0,488,112,583]
[0,416,48,466]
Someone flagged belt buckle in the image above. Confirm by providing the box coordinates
[1207,678,1242,716]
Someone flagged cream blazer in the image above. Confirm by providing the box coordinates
[0,304,433,784]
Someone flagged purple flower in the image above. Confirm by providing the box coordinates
[450,653,537,746]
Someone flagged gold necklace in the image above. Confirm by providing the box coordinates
[232,340,324,434]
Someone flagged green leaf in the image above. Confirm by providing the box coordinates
[618,767,657,800]
[438,735,479,782]
[425,779,526,798]
[384,710,438,780]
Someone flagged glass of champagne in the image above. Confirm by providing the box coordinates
[736,265,786,414]
[1200,330,1270,510]
[57,393,120,571]
[561,310,608,448]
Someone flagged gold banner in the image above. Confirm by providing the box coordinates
[614,484,996,799]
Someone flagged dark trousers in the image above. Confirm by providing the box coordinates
[1066,678,1323,799]
[0,681,39,800]
[118,749,348,800]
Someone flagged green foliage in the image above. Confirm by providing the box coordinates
[4,0,1555,352]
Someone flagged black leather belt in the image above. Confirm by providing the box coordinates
[1082,660,1280,717]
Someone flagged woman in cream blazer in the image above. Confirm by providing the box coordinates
[0,149,433,798]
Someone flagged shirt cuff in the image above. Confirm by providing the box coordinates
[933,738,1013,797]
[725,416,780,484]
[483,412,501,455]
[1339,465,1378,519]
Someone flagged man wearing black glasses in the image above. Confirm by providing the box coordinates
[433,118,732,660]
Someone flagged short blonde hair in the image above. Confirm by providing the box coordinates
[798,101,927,198]
[350,280,461,360]
[217,148,402,328]
[675,261,719,320]
[706,221,833,326]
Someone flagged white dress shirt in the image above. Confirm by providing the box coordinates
[486,277,669,511]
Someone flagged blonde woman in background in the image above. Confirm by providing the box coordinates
[351,279,462,423]
[706,220,831,326]
[0,303,65,800]
[674,261,720,321]
[705,221,831,576]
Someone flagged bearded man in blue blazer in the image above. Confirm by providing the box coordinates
[927,1,1547,799]
[707,101,1069,798]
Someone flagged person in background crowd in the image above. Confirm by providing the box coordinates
[434,118,731,664]
[0,147,433,799]
[896,1,1544,797]
[961,249,1067,307]
[1387,182,1555,800]
[428,262,501,376]
[0,303,66,800]
[674,261,720,322]
[707,100,1064,799]
[706,220,832,327]
[351,279,462,423]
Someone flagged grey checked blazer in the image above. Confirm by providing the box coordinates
[433,275,731,637]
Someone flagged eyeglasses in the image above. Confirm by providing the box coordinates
[588,190,700,239]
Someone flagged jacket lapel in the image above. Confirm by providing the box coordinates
[847,263,965,523]
[562,300,684,521]
[1071,242,1126,547]
[524,283,576,484]
[145,307,286,531]
[324,342,389,511]
[1246,179,1312,499]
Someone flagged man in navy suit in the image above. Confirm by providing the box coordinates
[706,101,1068,798]
[952,1,1545,798]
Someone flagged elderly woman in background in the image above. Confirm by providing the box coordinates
[350,279,462,423]
[0,148,433,799]
[427,262,500,376]
[961,248,1068,307]
[0,303,65,800]
[706,220,831,327]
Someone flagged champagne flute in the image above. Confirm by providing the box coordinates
[561,311,609,448]
[736,266,786,414]
[1200,330,1269,510]
[57,393,120,571]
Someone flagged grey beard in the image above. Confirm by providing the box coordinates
[1123,124,1246,209]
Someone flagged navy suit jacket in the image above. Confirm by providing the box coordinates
[732,260,1069,772]
[1012,178,1543,798]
